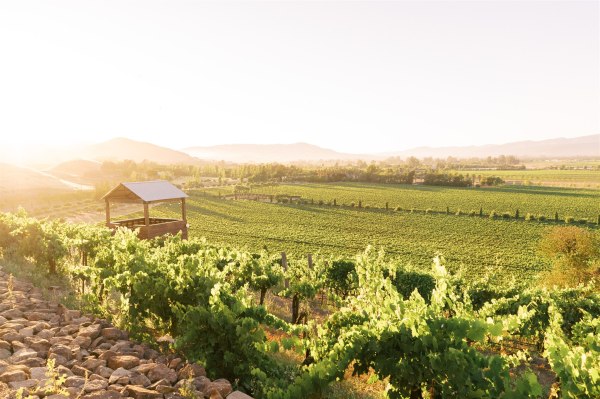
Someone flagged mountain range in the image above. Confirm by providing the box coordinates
[2,135,598,168]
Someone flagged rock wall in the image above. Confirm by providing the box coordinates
[0,269,253,399]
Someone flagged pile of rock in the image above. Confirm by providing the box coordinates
[0,270,252,399]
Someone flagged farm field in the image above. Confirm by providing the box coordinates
[456,169,600,188]
[237,182,599,220]
[151,192,552,283]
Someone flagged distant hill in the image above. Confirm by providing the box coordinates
[0,163,77,194]
[183,143,368,163]
[387,134,600,159]
[51,159,102,176]
[82,137,201,164]
[49,159,103,185]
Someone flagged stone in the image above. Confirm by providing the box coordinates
[1,308,23,319]
[81,358,106,371]
[10,348,38,362]
[37,329,55,340]
[0,369,27,382]
[18,327,34,338]
[72,335,93,349]
[226,391,254,399]
[29,366,47,380]
[98,350,118,361]
[64,375,86,388]
[91,336,105,349]
[207,389,223,399]
[144,349,159,360]
[25,337,52,354]
[81,391,123,399]
[49,344,72,360]
[109,367,131,384]
[15,357,45,367]
[72,365,91,377]
[84,378,109,392]
[135,363,157,375]
[206,379,232,398]
[8,378,38,390]
[96,365,114,379]
[129,371,151,387]
[101,328,123,341]
[26,311,53,321]
[168,358,183,370]
[192,376,211,393]
[0,340,11,351]
[124,385,164,399]
[155,384,176,394]
[2,331,23,342]
[56,365,74,377]
[108,355,140,370]
[177,363,206,380]
[79,324,102,340]
[0,349,11,359]
[147,363,177,384]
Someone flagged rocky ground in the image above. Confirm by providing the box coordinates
[0,269,253,399]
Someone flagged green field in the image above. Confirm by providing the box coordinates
[152,196,541,282]
[138,182,599,282]
[457,169,600,187]
[242,183,599,219]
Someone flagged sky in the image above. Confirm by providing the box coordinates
[0,0,598,155]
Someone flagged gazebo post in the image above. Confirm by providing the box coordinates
[181,198,187,222]
[144,202,150,226]
[105,199,111,226]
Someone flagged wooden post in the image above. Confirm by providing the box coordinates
[105,200,110,226]
[307,254,313,269]
[181,198,187,222]
[281,252,289,289]
[144,202,150,226]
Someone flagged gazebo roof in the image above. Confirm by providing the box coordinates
[102,180,188,203]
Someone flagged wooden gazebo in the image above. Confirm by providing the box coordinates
[103,181,188,239]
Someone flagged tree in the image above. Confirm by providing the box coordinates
[539,226,600,286]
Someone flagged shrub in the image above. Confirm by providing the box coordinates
[468,210,476,217]
[392,267,436,302]
[502,212,511,219]
[525,213,534,221]
[489,210,498,219]
[318,200,324,206]
[394,206,402,211]
[455,209,462,216]
[426,208,433,214]
[350,202,355,207]
[565,216,574,224]
[578,218,588,225]
[537,214,547,221]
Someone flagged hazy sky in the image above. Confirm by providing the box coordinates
[0,0,598,154]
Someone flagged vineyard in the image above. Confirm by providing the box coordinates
[143,184,597,284]
[243,183,600,220]
[0,212,599,398]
